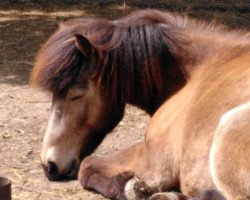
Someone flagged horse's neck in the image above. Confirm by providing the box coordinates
[126,30,219,113]
[127,58,187,115]
[178,28,250,75]
[123,27,249,115]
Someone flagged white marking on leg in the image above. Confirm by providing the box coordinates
[124,177,140,200]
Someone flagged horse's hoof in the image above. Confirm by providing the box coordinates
[124,177,153,200]
[149,192,188,200]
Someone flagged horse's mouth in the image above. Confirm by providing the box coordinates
[41,159,79,181]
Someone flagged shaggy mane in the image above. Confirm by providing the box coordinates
[31,9,249,110]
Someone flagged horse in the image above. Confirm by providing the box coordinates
[32,9,188,180]
[31,9,250,199]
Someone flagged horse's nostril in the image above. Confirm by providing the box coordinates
[66,159,78,179]
[46,161,59,180]
[48,161,58,174]
[42,160,78,180]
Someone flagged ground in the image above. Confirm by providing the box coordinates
[0,2,249,200]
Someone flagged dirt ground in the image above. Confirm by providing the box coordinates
[0,6,150,200]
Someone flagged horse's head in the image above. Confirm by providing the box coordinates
[32,10,189,181]
[32,30,125,180]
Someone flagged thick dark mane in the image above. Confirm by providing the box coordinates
[32,9,249,113]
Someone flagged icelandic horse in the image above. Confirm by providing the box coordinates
[31,10,250,200]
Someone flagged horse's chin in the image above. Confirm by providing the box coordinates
[46,175,78,182]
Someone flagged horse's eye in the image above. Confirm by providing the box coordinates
[70,95,83,101]
[68,88,85,101]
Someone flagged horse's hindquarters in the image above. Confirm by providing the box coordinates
[210,102,250,200]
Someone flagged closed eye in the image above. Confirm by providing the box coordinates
[70,95,83,101]
[68,87,86,101]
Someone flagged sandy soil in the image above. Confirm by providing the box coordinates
[0,8,149,200]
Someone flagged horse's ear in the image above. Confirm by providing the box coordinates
[74,34,93,59]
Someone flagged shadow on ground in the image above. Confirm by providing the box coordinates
[0,1,249,86]
[0,5,136,85]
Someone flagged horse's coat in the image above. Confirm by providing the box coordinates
[32,9,250,199]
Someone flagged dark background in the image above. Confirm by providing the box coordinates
[1,0,250,29]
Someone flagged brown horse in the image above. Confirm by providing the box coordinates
[32,10,187,180]
[32,10,250,199]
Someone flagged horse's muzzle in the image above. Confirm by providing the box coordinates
[42,159,78,181]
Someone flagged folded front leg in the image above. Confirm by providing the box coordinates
[147,189,225,200]
[80,166,134,200]
[78,140,178,199]
[78,142,148,199]
[149,192,189,200]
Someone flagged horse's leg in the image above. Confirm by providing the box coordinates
[79,167,135,199]
[149,192,189,200]
[78,140,177,200]
[196,190,225,200]
[209,104,250,200]
[78,142,150,199]
[147,189,225,200]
